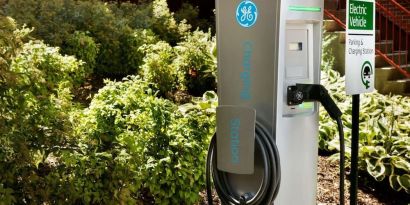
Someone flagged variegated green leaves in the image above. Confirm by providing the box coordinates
[319,65,410,194]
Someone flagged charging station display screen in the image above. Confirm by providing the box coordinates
[288,42,303,51]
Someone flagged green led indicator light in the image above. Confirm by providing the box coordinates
[298,102,314,109]
[289,6,322,12]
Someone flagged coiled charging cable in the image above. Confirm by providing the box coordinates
[206,122,281,205]
[206,84,345,205]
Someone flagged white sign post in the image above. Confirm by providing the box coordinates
[345,0,376,95]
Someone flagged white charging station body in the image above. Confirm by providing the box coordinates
[275,0,323,204]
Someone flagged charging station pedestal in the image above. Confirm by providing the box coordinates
[214,0,324,204]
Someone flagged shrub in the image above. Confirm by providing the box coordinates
[120,29,160,76]
[64,0,138,76]
[109,0,191,45]
[63,31,99,76]
[108,1,154,30]
[73,77,216,204]
[139,41,178,96]
[0,16,85,204]
[3,0,190,76]
[0,16,28,205]
[2,0,74,46]
[174,3,199,27]
[150,0,190,45]
[174,30,217,96]
[139,30,217,98]
[174,3,214,32]
[3,0,127,75]
[0,16,28,90]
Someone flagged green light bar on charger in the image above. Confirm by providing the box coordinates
[289,6,322,12]
[298,102,314,109]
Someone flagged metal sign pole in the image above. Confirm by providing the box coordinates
[350,94,360,205]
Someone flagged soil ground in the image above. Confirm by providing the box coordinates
[200,155,410,205]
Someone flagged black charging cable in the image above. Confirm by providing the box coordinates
[206,122,281,205]
[287,84,345,205]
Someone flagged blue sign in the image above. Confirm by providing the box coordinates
[236,1,258,28]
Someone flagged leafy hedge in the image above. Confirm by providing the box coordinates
[63,31,99,76]
[173,2,215,33]
[2,0,189,76]
[140,30,217,97]
[174,30,217,96]
[320,61,410,193]
[0,15,218,204]
[0,16,85,204]
[2,0,216,99]
[70,78,216,204]
[0,6,218,203]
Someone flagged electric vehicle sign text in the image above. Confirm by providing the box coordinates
[236,1,258,28]
[230,118,241,164]
[348,1,373,30]
[347,39,374,56]
[240,41,253,100]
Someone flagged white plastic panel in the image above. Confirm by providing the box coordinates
[283,24,316,117]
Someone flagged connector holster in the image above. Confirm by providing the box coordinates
[287,84,342,120]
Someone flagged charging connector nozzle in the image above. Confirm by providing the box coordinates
[287,84,342,120]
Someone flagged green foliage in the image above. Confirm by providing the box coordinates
[0,16,85,203]
[174,3,199,26]
[0,16,28,91]
[321,31,409,193]
[150,0,190,45]
[63,31,99,76]
[174,3,215,32]
[72,77,216,204]
[108,0,190,45]
[3,0,189,76]
[174,30,217,96]
[122,29,160,78]
[0,17,25,204]
[140,41,178,96]
[0,2,217,202]
[0,20,216,202]
[320,65,410,194]
[108,1,153,29]
[139,30,217,97]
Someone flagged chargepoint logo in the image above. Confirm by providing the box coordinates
[236,0,258,28]
[230,118,241,164]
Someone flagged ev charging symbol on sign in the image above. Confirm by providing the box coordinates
[236,1,258,28]
[361,61,373,89]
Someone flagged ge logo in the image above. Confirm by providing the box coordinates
[236,1,258,28]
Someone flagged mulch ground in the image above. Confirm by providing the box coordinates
[199,155,410,205]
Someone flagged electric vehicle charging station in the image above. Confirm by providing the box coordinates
[207,0,345,205]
